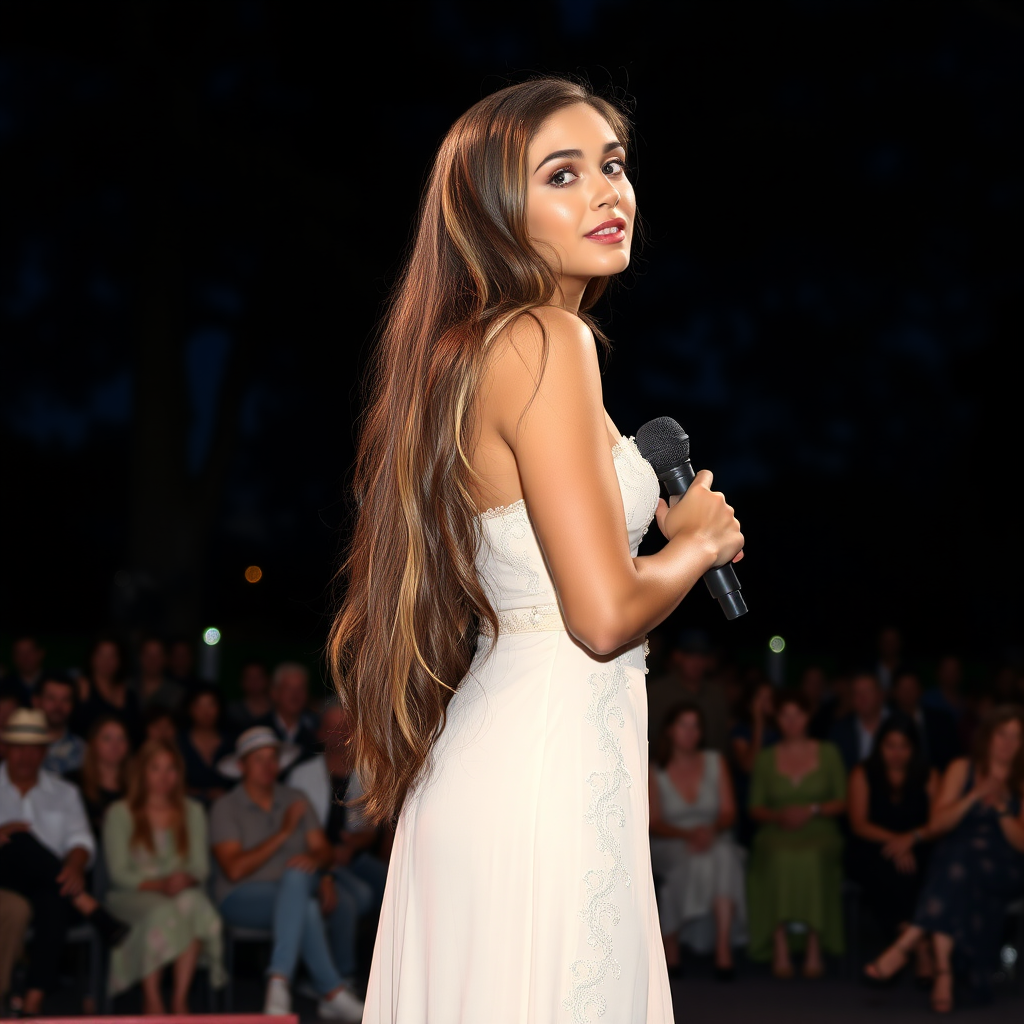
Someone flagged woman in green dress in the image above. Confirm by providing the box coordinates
[747,689,847,978]
[102,738,225,1011]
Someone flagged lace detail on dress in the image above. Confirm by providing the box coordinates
[563,653,633,1022]
[477,497,526,520]
[613,435,660,540]
[477,602,565,637]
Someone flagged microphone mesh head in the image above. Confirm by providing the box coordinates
[634,417,690,474]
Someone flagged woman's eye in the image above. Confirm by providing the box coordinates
[549,167,579,187]
[603,159,627,176]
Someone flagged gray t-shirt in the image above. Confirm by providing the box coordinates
[209,782,320,904]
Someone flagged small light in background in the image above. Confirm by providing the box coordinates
[769,635,786,654]
[1001,944,1018,966]
[203,627,222,646]
[245,565,263,583]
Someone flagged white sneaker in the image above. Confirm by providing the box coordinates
[317,984,364,1021]
[264,976,292,1015]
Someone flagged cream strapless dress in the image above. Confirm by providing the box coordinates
[362,434,675,1023]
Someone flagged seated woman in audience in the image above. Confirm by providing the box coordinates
[729,678,778,847]
[650,702,747,979]
[848,713,938,983]
[865,705,1024,1011]
[72,638,142,746]
[143,705,179,747]
[72,715,131,836]
[103,739,225,1012]
[747,690,847,978]
[178,685,233,806]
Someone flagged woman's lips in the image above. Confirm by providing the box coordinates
[584,218,627,244]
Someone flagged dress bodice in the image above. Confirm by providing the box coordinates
[653,751,722,831]
[473,434,660,633]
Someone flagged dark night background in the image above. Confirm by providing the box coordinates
[1,0,1021,691]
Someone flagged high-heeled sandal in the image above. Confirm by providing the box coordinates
[864,944,910,985]
[931,968,953,1014]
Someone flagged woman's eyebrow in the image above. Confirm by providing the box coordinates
[533,140,625,174]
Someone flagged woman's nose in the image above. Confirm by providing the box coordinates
[593,181,620,209]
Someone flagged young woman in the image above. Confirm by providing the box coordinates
[649,702,747,980]
[328,77,744,1023]
[746,690,847,979]
[72,638,142,746]
[865,705,1024,1011]
[178,685,233,805]
[73,715,131,836]
[848,713,938,984]
[103,739,224,1011]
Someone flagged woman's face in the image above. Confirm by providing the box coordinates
[990,718,1023,766]
[146,716,177,745]
[190,694,219,730]
[95,722,129,766]
[91,641,119,679]
[880,731,913,773]
[145,750,178,799]
[776,702,809,742]
[668,711,702,754]
[525,103,635,295]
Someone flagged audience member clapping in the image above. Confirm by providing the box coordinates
[73,715,131,836]
[72,638,142,747]
[103,739,225,1011]
[848,714,938,982]
[0,710,129,1016]
[830,672,889,772]
[211,727,363,1020]
[649,702,747,980]
[890,669,960,770]
[748,691,847,978]
[36,672,85,776]
[179,685,233,806]
[226,661,273,738]
[865,705,1024,1010]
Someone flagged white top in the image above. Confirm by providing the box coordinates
[0,762,95,865]
[286,753,368,832]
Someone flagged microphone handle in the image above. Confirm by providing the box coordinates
[660,462,748,620]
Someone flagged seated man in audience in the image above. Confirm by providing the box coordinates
[0,710,128,1016]
[830,671,889,772]
[265,663,319,763]
[35,673,85,776]
[211,726,363,1021]
[227,661,273,737]
[288,703,387,924]
[890,668,960,771]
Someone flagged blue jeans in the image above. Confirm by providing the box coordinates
[219,869,357,992]
[336,852,387,913]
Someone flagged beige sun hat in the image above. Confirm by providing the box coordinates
[216,725,301,779]
[0,708,57,746]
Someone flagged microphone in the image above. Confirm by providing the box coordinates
[634,416,748,620]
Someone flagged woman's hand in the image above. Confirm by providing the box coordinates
[280,800,307,836]
[162,871,196,896]
[654,470,744,567]
[970,773,1004,808]
[777,806,813,830]
[881,833,916,861]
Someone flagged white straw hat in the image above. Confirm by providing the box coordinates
[0,708,57,746]
[217,725,300,779]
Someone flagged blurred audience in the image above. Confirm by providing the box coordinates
[266,663,319,762]
[0,710,129,1016]
[800,665,839,740]
[1,637,46,707]
[649,702,747,979]
[211,727,363,1020]
[128,637,183,712]
[729,677,777,848]
[167,640,200,695]
[866,705,1024,1010]
[848,714,938,981]
[144,705,180,746]
[647,630,730,753]
[72,638,142,747]
[179,685,233,806]
[747,691,847,978]
[103,739,224,1011]
[36,672,85,776]
[227,661,274,737]
[830,672,889,772]
[876,626,903,693]
[890,668,960,771]
[73,715,131,836]
[289,703,387,977]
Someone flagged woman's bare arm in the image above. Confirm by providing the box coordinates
[489,309,743,655]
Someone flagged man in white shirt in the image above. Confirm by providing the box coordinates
[0,709,128,1015]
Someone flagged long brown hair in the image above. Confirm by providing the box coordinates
[972,703,1024,795]
[126,739,189,855]
[79,714,129,804]
[327,77,632,825]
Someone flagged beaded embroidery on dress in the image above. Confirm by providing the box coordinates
[362,435,676,1024]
